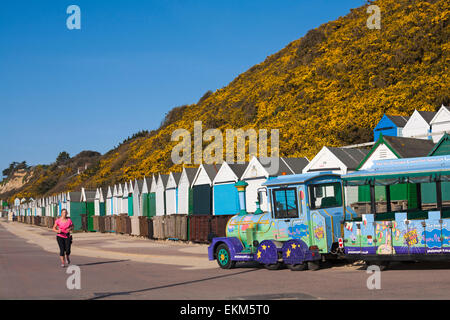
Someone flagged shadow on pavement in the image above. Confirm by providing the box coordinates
[89,268,261,300]
[76,259,130,267]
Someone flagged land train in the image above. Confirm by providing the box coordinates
[208,155,450,270]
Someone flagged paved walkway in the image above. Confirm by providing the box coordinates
[0,219,215,270]
[2,218,450,300]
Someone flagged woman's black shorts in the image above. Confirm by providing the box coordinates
[56,235,72,256]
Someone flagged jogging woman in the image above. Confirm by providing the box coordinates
[52,209,74,267]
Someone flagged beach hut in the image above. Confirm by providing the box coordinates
[81,188,96,232]
[126,180,134,216]
[20,198,27,216]
[212,162,247,215]
[132,179,144,216]
[177,167,198,215]
[282,157,310,174]
[430,105,450,143]
[94,188,107,216]
[358,135,435,170]
[156,174,169,216]
[44,197,50,217]
[36,199,43,216]
[303,147,368,174]
[373,114,409,141]
[121,183,129,215]
[66,191,83,230]
[357,135,435,207]
[117,184,123,214]
[429,133,450,156]
[165,172,182,215]
[51,196,57,217]
[112,185,119,215]
[402,110,436,140]
[240,157,293,213]
[141,175,157,217]
[424,133,450,206]
[302,147,368,205]
[106,186,113,215]
[56,193,63,216]
[191,164,221,215]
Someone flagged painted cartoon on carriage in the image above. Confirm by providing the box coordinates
[342,155,450,268]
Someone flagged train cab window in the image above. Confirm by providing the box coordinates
[309,182,343,209]
[272,188,299,219]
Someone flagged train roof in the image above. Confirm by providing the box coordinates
[262,171,340,187]
[343,155,450,184]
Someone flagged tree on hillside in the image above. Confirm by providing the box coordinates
[56,151,71,165]
[2,161,29,178]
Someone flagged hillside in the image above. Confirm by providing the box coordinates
[2,151,101,201]
[4,0,449,202]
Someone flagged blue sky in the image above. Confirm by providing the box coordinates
[0,0,366,173]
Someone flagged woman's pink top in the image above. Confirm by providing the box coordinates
[56,218,73,238]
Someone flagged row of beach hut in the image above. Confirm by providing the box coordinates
[11,156,309,230]
[11,106,450,230]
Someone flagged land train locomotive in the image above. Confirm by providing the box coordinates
[208,155,450,270]
[208,172,349,270]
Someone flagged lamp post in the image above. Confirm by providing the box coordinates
[234,180,249,216]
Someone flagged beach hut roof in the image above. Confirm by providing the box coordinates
[183,167,198,184]
[203,164,222,181]
[357,135,435,170]
[379,136,435,158]
[172,172,182,185]
[134,179,145,193]
[326,147,369,171]
[227,162,248,179]
[191,164,221,187]
[257,157,292,176]
[384,115,410,127]
[282,157,309,174]
[86,191,96,201]
[67,192,82,202]
[430,105,450,125]
[417,110,437,124]
[213,162,247,184]
[158,174,170,188]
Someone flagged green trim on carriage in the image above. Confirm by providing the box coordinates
[344,170,450,182]
[373,212,396,221]
[441,208,450,219]
[407,210,429,220]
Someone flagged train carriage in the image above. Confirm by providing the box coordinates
[341,155,450,269]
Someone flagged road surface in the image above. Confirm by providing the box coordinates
[1,218,450,300]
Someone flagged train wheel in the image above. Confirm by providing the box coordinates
[287,263,307,271]
[264,262,283,270]
[307,261,320,271]
[216,244,235,269]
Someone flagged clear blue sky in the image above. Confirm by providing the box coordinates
[0,0,366,173]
